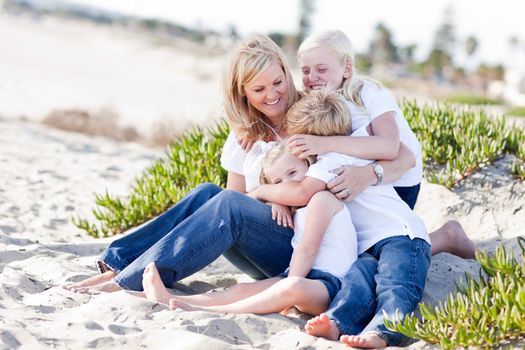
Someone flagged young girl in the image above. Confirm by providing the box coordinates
[250,88,432,348]
[141,141,358,317]
[289,29,475,259]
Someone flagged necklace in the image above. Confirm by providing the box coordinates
[259,118,284,138]
[271,123,283,133]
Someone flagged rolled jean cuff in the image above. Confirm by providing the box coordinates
[96,258,124,275]
[326,315,344,337]
[365,329,413,347]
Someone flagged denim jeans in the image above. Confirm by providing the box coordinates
[325,235,431,346]
[393,183,421,210]
[100,183,294,290]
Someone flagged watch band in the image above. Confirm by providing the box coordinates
[372,162,384,185]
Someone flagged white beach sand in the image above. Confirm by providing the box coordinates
[1,117,524,350]
[0,11,224,139]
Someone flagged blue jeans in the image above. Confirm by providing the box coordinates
[100,183,294,290]
[325,236,431,346]
[394,183,421,210]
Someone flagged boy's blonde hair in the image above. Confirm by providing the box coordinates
[222,34,299,142]
[259,142,315,185]
[286,88,352,136]
[298,30,377,107]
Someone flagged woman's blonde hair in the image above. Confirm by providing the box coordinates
[259,142,315,185]
[286,88,352,136]
[223,34,299,142]
[298,30,379,107]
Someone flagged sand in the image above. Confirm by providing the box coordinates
[1,116,524,349]
[0,11,224,139]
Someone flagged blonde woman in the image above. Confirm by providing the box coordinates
[64,34,305,293]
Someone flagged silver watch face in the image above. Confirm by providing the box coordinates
[375,164,384,175]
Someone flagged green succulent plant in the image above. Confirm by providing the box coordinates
[385,237,525,349]
[73,120,230,237]
[74,102,525,237]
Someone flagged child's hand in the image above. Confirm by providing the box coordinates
[287,135,327,158]
[270,203,294,229]
[237,137,255,152]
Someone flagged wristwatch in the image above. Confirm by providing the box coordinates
[372,162,384,185]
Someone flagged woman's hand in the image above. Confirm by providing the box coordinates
[327,165,375,201]
[270,203,294,229]
[237,137,255,152]
[287,135,328,158]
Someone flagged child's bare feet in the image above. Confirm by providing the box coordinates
[430,220,476,259]
[142,262,172,304]
[63,270,116,292]
[340,333,387,348]
[169,298,203,312]
[73,280,122,294]
[304,313,340,340]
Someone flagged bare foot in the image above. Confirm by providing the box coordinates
[169,298,203,312]
[142,262,172,304]
[430,220,476,259]
[340,333,387,348]
[63,270,116,291]
[304,313,340,340]
[73,280,122,294]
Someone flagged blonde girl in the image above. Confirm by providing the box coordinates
[290,29,475,259]
[141,141,357,317]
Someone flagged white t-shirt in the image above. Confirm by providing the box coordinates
[306,127,430,254]
[220,131,276,193]
[291,205,357,279]
[345,79,422,187]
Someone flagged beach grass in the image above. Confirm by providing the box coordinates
[74,101,525,237]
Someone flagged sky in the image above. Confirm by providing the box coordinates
[66,0,524,66]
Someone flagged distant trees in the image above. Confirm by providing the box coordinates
[465,35,479,57]
[369,22,399,64]
[425,5,456,78]
[266,0,316,52]
[298,0,315,44]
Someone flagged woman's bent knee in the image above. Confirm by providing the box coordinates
[195,182,222,195]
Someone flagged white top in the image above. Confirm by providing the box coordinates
[345,79,423,187]
[291,205,357,279]
[220,131,276,193]
[306,127,430,254]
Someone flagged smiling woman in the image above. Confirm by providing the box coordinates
[64,34,301,294]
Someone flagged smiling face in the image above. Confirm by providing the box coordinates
[299,44,352,91]
[264,150,308,185]
[244,60,289,123]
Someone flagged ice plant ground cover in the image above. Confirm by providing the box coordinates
[74,101,525,238]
